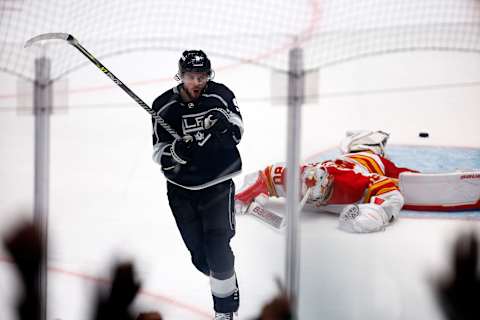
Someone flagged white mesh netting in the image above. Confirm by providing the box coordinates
[1,0,480,82]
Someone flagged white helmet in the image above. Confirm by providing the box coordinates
[301,164,333,204]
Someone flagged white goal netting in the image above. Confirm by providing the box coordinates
[1,0,480,82]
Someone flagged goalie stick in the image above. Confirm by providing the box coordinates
[24,33,181,140]
[246,188,312,230]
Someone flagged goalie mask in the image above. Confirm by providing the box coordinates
[176,50,213,80]
[301,164,334,205]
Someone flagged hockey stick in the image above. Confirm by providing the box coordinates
[299,187,311,210]
[24,33,181,140]
[246,202,286,230]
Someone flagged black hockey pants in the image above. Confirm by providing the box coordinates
[167,179,239,312]
[167,179,236,274]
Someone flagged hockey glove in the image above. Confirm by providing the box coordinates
[204,108,232,134]
[204,108,242,145]
[171,137,194,164]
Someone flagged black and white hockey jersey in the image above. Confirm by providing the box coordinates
[151,81,243,190]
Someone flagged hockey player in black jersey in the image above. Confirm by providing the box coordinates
[151,50,243,320]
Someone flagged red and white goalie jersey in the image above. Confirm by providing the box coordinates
[235,151,417,233]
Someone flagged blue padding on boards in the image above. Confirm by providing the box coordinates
[309,145,480,219]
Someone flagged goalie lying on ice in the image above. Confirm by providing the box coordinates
[235,131,418,233]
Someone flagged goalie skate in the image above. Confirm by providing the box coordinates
[235,170,270,208]
[235,170,285,229]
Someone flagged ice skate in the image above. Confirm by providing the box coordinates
[214,311,234,319]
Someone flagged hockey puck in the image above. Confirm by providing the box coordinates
[419,132,429,138]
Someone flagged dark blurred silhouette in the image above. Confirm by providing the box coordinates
[2,220,299,320]
[3,221,152,320]
[435,231,480,320]
[136,311,163,320]
[3,221,43,320]
[255,293,292,320]
[92,261,141,320]
[253,278,292,320]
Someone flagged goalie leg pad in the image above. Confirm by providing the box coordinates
[340,130,390,157]
[400,170,480,211]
